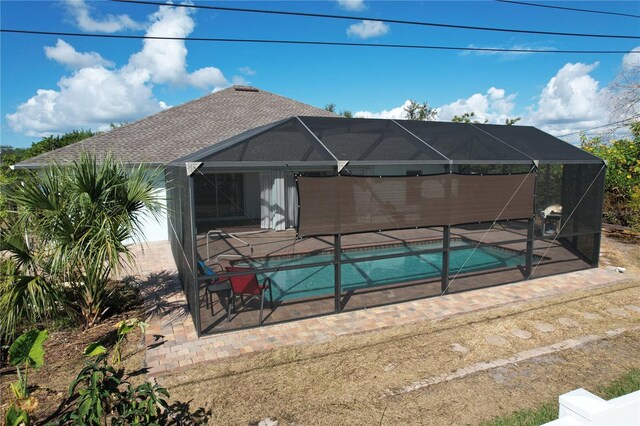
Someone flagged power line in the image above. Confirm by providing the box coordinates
[1,29,637,54]
[556,118,637,138]
[496,0,640,20]
[111,0,640,40]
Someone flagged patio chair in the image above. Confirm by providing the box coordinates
[197,260,232,321]
[226,266,273,325]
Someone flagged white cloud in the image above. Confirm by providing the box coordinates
[7,4,237,136]
[355,100,412,119]
[622,46,640,69]
[126,5,229,89]
[187,67,228,90]
[337,0,366,11]
[231,75,250,86]
[524,62,607,136]
[44,39,114,69]
[347,20,389,39]
[6,67,162,136]
[63,0,144,33]
[355,62,610,140]
[461,44,557,60]
[438,87,517,123]
[238,66,256,76]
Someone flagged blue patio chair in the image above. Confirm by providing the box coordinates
[197,260,232,322]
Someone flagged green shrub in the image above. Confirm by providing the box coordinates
[581,122,640,230]
[57,319,169,425]
[0,154,162,342]
[4,329,49,426]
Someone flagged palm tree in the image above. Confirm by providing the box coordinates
[1,153,162,337]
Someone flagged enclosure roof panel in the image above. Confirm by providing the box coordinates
[399,120,534,162]
[298,116,448,162]
[188,118,336,163]
[179,116,602,166]
[475,124,603,162]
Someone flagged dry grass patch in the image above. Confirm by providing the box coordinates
[159,236,640,424]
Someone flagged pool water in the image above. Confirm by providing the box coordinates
[237,240,527,302]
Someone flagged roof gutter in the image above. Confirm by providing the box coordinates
[10,161,166,170]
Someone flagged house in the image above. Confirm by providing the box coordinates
[13,85,337,241]
[14,85,606,335]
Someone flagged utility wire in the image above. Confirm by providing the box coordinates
[496,0,640,20]
[556,118,637,138]
[112,0,640,40]
[1,29,636,54]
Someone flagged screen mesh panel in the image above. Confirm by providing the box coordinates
[400,121,532,162]
[297,173,536,237]
[166,166,199,331]
[200,119,334,162]
[479,125,601,162]
[299,116,447,161]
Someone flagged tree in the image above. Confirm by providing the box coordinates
[505,117,521,126]
[608,62,640,127]
[1,154,163,337]
[404,100,438,121]
[1,130,96,220]
[324,103,354,118]
[324,103,336,113]
[581,121,640,230]
[451,112,487,124]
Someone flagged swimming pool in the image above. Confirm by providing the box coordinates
[236,240,528,302]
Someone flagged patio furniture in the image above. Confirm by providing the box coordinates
[197,260,232,321]
[226,266,273,325]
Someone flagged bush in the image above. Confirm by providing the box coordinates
[4,329,50,426]
[581,122,640,230]
[0,154,162,342]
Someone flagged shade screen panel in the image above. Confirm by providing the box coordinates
[297,173,536,237]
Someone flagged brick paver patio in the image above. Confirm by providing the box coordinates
[130,241,631,377]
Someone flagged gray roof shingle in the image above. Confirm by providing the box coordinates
[14,86,336,168]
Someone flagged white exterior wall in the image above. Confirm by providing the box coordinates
[125,172,168,245]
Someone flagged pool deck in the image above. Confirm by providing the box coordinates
[196,226,592,333]
[130,239,630,377]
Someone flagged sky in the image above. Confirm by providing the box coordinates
[1,0,639,148]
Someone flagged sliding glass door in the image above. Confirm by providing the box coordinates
[194,173,245,226]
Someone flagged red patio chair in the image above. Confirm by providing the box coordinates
[226,266,273,325]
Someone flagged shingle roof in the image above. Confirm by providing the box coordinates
[14,86,336,168]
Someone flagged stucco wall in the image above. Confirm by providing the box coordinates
[125,171,168,245]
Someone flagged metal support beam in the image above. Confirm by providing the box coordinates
[591,232,601,267]
[188,175,201,336]
[441,226,450,293]
[525,218,535,279]
[334,234,342,313]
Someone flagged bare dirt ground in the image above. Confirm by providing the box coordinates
[160,235,640,425]
[0,309,147,423]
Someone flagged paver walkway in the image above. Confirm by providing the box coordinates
[130,241,631,376]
